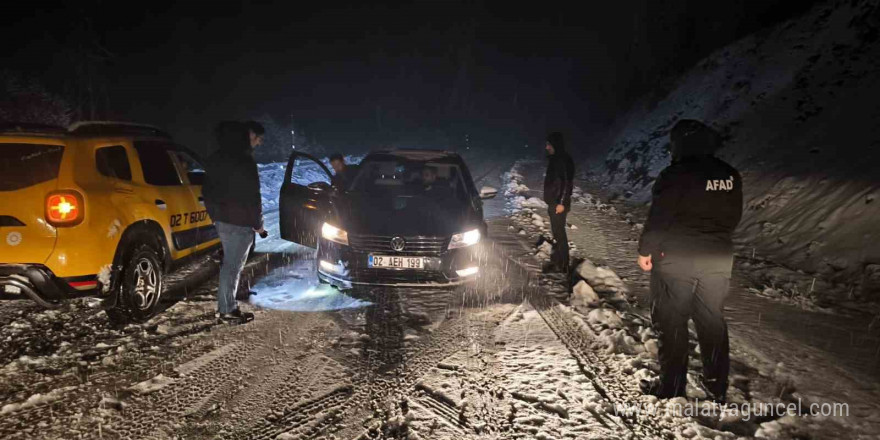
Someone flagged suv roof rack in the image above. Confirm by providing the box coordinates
[68,121,171,138]
[0,122,68,137]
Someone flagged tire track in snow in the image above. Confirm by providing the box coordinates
[226,384,353,440]
[110,341,262,438]
[486,213,671,439]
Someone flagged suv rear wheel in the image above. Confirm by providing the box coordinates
[106,243,165,325]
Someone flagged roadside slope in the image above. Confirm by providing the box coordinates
[596,0,880,301]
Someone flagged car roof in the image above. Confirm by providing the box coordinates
[366,149,461,162]
[68,121,171,139]
[0,121,174,141]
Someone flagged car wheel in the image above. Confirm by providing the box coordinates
[106,243,165,325]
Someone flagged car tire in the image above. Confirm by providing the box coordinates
[106,243,165,325]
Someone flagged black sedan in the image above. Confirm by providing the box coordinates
[279,149,497,289]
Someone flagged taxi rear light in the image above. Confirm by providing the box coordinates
[68,280,98,290]
[45,191,84,227]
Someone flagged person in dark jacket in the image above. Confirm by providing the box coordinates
[637,119,743,402]
[329,153,350,189]
[203,121,265,324]
[543,132,575,273]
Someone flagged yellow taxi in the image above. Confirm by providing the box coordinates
[0,122,219,323]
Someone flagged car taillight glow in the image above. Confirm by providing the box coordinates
[46,192,84,226]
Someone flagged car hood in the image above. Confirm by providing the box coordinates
[333,194,479,237]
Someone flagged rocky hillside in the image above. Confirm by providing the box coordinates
[595,0,880,300]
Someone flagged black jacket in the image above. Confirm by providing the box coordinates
[544,133,575,208]
[331,164,356,190]
[638,155,742,257]
[203,122,263,229]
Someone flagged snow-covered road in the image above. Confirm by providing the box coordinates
[3,155,878,439]
[505,159,880,437]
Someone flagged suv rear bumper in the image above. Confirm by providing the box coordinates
[0,264,103,308]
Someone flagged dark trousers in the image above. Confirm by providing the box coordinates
[650,250,733,398]
[547,207,569,270]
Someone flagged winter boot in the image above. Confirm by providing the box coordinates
[217,309,255,325]
[640,377,686,399]
[696,375,727,404]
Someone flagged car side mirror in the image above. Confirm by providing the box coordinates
[187,170,205,185]
[308,181,332,192]
[479,186,498,199]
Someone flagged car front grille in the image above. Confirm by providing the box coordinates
[348,234,449,256]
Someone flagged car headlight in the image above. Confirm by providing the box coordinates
[321,222,349,245]
[449,228,480,249]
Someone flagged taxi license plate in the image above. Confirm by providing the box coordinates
[369,255,424,269]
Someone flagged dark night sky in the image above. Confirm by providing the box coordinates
[6,0,820,157]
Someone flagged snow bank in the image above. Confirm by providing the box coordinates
[595,0,880,299]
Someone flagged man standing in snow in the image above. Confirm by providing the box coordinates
[637,119,742,402]
[543,132,575,273]
[203,121,266,325]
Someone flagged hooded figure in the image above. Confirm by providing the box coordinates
[202,121,262,324]
[543,132,575,273]
[202,121,263,230]
[543,132,575,208]
[669,119,723,161]
[637,119,742,403]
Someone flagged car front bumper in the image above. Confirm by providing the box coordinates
[315,238,481,289]
[0,264,103,308]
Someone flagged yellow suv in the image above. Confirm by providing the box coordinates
[0,122,220,323]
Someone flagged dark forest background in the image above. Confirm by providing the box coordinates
[3,0,822,161]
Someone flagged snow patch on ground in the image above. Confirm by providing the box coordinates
[1,386,77,415]
[130,374,175,395]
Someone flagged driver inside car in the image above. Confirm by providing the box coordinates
[421,166,452,198]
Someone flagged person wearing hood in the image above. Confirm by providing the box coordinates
[543,132,575,273]
[202,121,265,325]
[637,119,742,403]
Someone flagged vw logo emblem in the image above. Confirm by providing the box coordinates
[390,236,406,251]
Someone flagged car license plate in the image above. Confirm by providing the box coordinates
[369,255,424,269]
[4,285,22,294]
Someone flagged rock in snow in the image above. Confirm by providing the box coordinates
[576,260,629,295]
[586,308,624,329]
[522,197,548,209]
[570,280,600,309]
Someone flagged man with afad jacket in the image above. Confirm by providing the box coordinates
[203,121,266,325]
[543,132,575,273]
[637,119,742,402]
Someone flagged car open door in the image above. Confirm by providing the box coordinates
[280,152,333,248]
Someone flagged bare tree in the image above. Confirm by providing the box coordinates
[65,17,113,121]
[0,70,72,126]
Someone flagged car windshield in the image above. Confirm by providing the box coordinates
[348,157,469,203]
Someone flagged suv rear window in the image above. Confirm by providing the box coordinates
[0,143,64,191]
[133,141,182,186]
[96,145,132,181]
